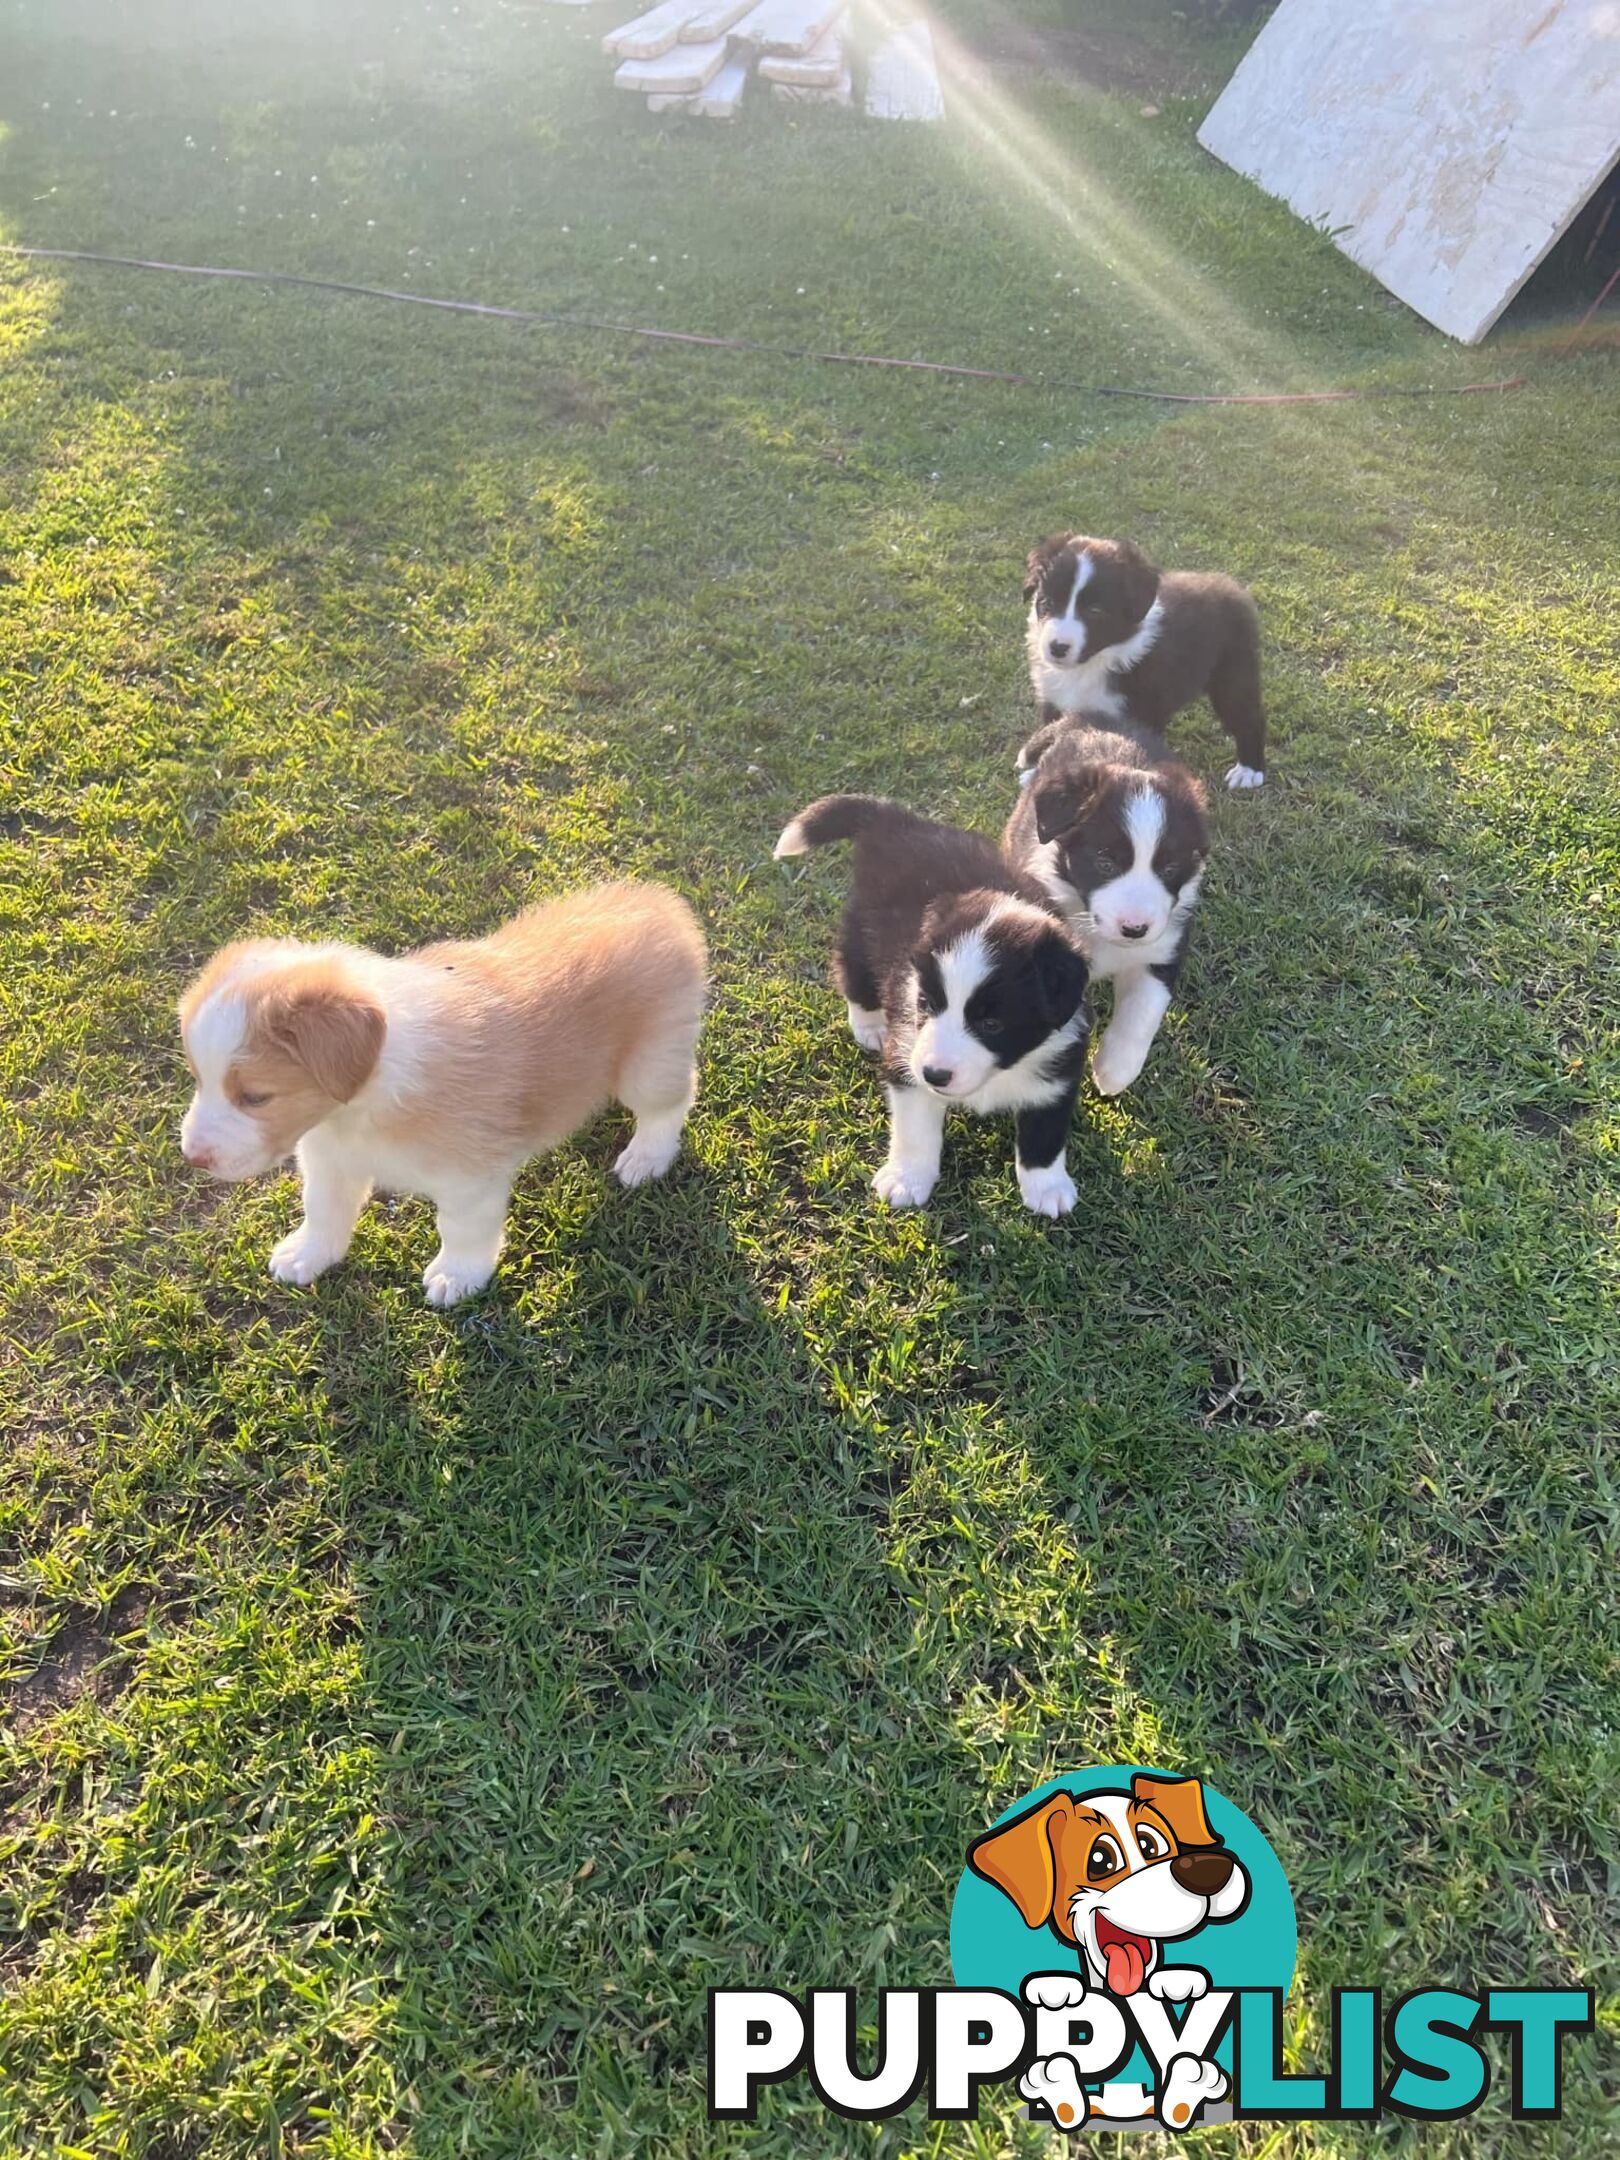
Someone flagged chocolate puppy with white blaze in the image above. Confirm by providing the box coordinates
[1023,532,1266,789]
[774,794,1090,1216]
[1004,725,1208,1097]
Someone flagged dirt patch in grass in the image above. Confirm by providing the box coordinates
[3,1588,148,1738]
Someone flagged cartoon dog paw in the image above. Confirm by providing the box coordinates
[1020,2053,1090,2131]
[1158,2052,1228,2130]
[1022,1971,1091,2012]
[1147,1965,1210,2005]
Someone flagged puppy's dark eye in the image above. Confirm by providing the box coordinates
[1087,1835,1124,1880]
[237,1089,272,1109]
[1135,1825,1168,1861]
[1093,853,1123,877]
[977,1015,1004,1039]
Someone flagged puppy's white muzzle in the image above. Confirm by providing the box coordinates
[180,1097,276,1182]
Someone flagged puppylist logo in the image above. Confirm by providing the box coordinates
[709,1768,1593,2132]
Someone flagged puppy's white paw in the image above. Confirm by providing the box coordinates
[846,1002,886,1054]
[1225,763,1265,790]
[269,1226,344,1287]
[422,1251,496,1307]
[872,1161,937,1210]
[1147,1965,1209,2004]
[1020,2054,1089,2131]
[1018,1160,1077,1219]
[613,1131,681,1187]
[1023,1972,1091,2011]
[1091,1034,1148,1097]
[1159,2052,1228,2130]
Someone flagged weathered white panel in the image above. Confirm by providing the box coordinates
[1198,0,1620,343]
[614,33,730,87]
[759,15,845,83]
[865,18,944,122]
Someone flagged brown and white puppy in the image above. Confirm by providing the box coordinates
[1004,724,1208,1096]
[1024,534,1266,789]
[178,884,706,1306]
[775,794,1089,1217]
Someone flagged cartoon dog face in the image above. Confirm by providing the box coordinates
[967,1775,1249,1996]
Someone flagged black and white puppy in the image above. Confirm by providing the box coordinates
[774,794,1089,1216]
[1004,725,1208,1096]
[1024,533,1266,789]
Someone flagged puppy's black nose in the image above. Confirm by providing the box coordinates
[921,1065,953,1089]
[1171,1849,1234,1898]
[1048,640,1071,660]
[1119,922,1150,940]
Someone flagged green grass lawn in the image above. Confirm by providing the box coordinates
[2,1,1617,2152]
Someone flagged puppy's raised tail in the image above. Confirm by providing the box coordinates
[774,794,901,859]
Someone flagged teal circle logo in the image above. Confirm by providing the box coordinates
[950,1768,1294,2124]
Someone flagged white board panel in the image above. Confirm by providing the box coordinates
[865,18,944,122]
[1198,0,1620,342]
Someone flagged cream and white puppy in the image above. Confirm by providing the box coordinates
[179,884,706,1306]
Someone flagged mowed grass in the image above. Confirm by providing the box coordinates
[1,1,1617,2153]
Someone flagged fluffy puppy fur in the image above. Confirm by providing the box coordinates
[1004,724,1208,1097]
[774,794,1089,1217]
[179,884,706,1306]
[1024,533,1266,789]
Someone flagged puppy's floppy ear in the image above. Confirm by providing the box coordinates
[264,978,385,1101]
[1032,763,1105,845]
[1131,1773,1218,1850]
[1034,929,1087,1026]
[967,1792,1076,1929]
[1023,534,1070,602]
[1115,537,1162,622]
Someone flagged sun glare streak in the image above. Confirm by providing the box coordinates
[864,0,1304,388]
[859,0,1402,507]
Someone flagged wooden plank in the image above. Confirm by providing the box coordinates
[691,53,751,113]
[1198,0,1620,342]
[771,64,850,105]
[649,53,750,112]
[759,15,844,85]
[614,35,730,89]
[678,0,756,43]
[729,0,842,59]
[602,0,705,61]
[865,19,943,121]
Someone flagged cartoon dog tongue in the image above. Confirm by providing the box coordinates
[1097,1920,1150,1995]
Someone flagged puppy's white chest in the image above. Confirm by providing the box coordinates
[1035,649,1130,721]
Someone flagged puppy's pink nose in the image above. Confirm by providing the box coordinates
[183,1138,216,1169]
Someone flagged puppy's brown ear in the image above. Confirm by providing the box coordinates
[1116,538,1162,621]
[1132,1773,1218,1850]
[967,1793,1075,1928]
[266,978,385,1101]
[1024,535,1070,602]
[1032,764,1105,845]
